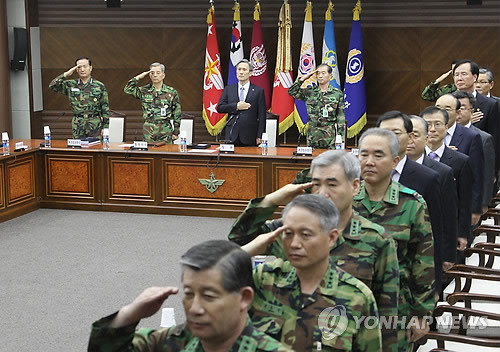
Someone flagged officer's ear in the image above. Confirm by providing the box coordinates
[239,286,254,312]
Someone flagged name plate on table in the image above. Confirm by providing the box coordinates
[219,144,234,153]
[14,142,28,152]
[294,146,313,156]
[132,141,148,150]
[67,139,82,148]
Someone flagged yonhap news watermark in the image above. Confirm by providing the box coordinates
[318,305,489,340]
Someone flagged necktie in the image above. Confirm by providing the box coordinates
[239,87,245,101]
[428,152,438,160]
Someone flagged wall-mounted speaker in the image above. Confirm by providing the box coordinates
[10,27,27,71]
[106,0,121,8]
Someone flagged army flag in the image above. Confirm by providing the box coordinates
[322,1,341,90]
[249,1,271,109]
[344,1,366,138]
[272,1,295,135]
[294,1,316,134]
[227,1,244,86]
[202,4,227,136]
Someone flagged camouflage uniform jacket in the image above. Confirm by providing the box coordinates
[288,78,346,149]
[88,313,291,352]
[353,180,436,319]
[124,78,182,143]
[228,198,399,352]
[251,258,382,352]
[421,80,457,102]
[49,74,110,138]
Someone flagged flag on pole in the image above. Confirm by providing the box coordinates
[249,1,271,109]
[227,1,244,86]
[272,1,295,135]
[344,0,366,138]
[294,1,316,134]
[202,3,227,136]
[322,1,341,90]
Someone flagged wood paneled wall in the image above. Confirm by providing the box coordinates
[37,0,500,140]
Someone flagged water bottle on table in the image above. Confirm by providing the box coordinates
[43,126,51,148]
[261,132,268,156]
[2,132,9,155]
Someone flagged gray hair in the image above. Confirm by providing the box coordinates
[150,62,165,73]
[410,115,428,135]
[479,68,494,83]
[236,59,253,72]
[358,128,399,158]
[180,240,253,293]
[311,150,361,182]
[282,194,339,233]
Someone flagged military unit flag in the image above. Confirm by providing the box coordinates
[227,2,244,86]
[344,1,367,138]
[202,4,227,136]
[322,1,341,90]
[272,1,296,135]
[249,1,271,110]
[294,1,316,134]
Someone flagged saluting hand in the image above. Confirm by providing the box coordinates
[135,70,151,80]
[242,226,285,256]
[260,182,313,208]
[300,69,317,82]
[109,286,179,328]
[63,65,80,78]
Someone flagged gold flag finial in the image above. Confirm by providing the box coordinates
[325,1,334,21]
[254,1,261,21]
[353,0,362,21]
[232,1,241,21]
[207,4,214,24]
[305,1,313,22]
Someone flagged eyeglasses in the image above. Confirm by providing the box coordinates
[427,121,445,128]
[458,107,473,112]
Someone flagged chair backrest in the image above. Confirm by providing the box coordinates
[109,117,125,143]
[266,119,277,147]
[173,119,193,145]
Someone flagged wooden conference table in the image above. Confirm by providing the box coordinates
[0,140,323,223]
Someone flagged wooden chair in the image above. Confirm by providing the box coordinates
[418,305,500,351]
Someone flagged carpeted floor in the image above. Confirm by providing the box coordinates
[0,209,234,351]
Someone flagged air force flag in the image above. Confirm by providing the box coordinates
[322,1,341,90]
[344,1,366,138]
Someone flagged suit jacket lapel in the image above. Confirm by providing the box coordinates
[245,84,255,102]
[450,124,464,149]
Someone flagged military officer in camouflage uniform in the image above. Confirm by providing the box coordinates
[88,240,291,352]
[421,62,457,102]
[288,63,346,149]
[353,128,436,352]
[229,150,399,352]
[124,63,182,143]
[242,194,382,352]
[49,57,110,138]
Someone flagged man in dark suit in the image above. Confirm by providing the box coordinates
[217,59,266,146]
[453,60,499,174]
[407,115,458,278]
[376,111,444,292]
[436,94,484,226]
[454,91,495,211]
[476,68,500,103]
[421,106,472,255]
